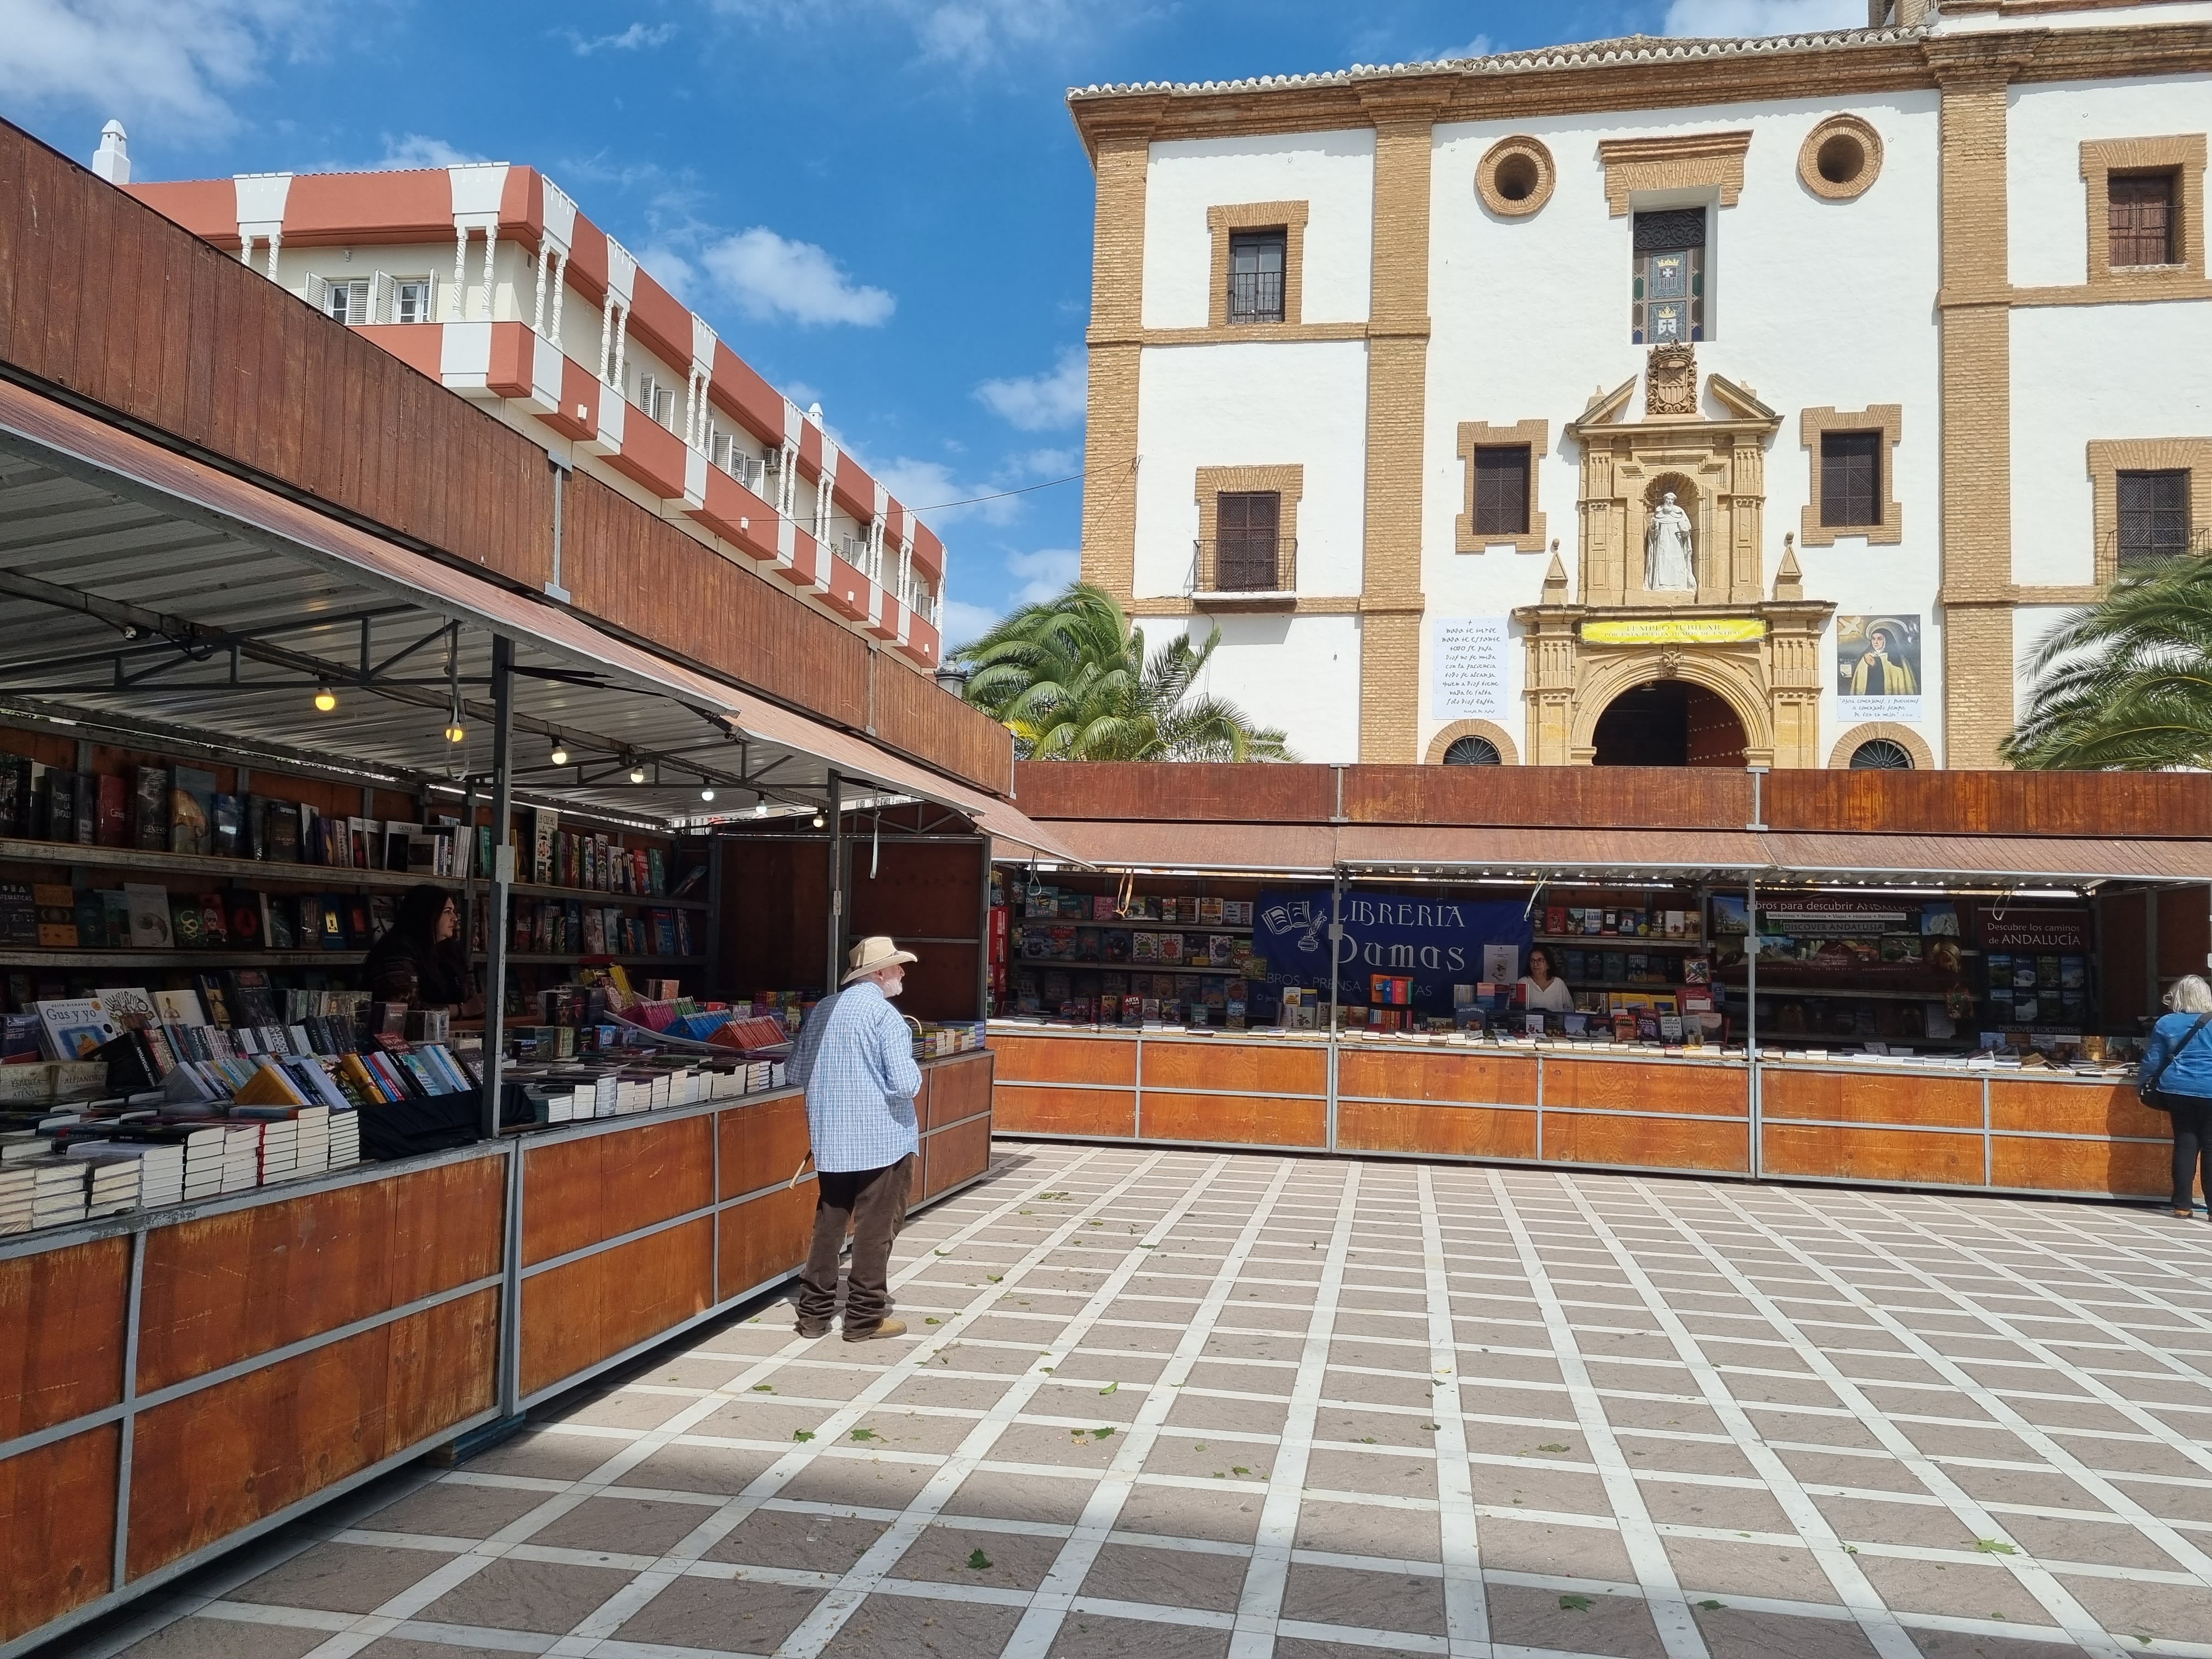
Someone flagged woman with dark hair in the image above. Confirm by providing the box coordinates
[1517,944,1575,1014]
[360,883,481,1012]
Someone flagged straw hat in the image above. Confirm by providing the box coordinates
[843,935,919,985]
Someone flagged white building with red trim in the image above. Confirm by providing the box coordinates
[128,161,945,673]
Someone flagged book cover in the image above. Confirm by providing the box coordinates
[210,794,243,858]
[346,896,371,945]
[91,772,127,848]
[0,752,25,837]
[224,890,265,949]
[34,882,78,946]
[170,765,216,855]
[37,997,121,1060]
[197,891,228,947]
[42,770,75,844]
[532,807,558,884]
[170,893,205,948]
[99,889,131,947]
[368,895,396,941]
[193,973,235,1027]
[647,848,665,895]
[71,774,98,844]
[94,986,159,1031]
[0,882,36,946]
[265,894,297,950]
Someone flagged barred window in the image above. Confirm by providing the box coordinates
[1820,432,1882,528]
[2117,469,2190,565]
[2109,173,2179,268]
[1227,231,1286,324]
[1471,447,1532,537]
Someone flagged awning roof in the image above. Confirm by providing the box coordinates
[996,820,2212,889]
[0,377,1077,861]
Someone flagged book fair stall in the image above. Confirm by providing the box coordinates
[0,343,1047,1655]
[986,763,2212,1206]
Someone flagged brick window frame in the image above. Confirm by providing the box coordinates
[1206,202,1309,330]
[1799,404,1903,547]
[1424,719,1521,766]
[1194,464,1303,591]
[2087,438,2212,585]
[2081,136,2207,292]
[1455,419,1549,554]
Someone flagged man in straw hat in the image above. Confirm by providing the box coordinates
[788,935,924,1340]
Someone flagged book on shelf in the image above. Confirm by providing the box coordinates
[196,890,228,947]
[169,766,216,856]
[36,997,121,1060]
[1,882,37,947]
[34,883,77,947]
[72,773,98,845]
[210,793,243,858]
[0,752,26,837]
[41,770,75,846]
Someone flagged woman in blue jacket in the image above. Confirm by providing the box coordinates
[2142,975,2212,1217]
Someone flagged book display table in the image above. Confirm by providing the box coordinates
[988,1025,2168,1202]
[0,1049,993,1657]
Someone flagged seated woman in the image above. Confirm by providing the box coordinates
[1517,944,1574,1014]
[360,883,483,1015]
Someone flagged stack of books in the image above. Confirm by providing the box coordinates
[219,1125,262,1193]
[329,1108,360,1168]
[81,1154,140,1218]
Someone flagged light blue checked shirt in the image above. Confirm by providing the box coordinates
[789,980,922,1173]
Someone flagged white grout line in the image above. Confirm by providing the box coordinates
[1545,1171,1920,1659]
[1417,1164,1493,1658]
[1635,1177,2135,1659]
[996,1154,1302,1658]
[1484,1168,1708,1659]
[1227,1162,1363,1659]
[754,1153,1241,1658]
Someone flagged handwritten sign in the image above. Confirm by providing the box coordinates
[1431,617,1511,723]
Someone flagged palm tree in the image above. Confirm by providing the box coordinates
[2004,556,2212,769]
[952,582,1291,761]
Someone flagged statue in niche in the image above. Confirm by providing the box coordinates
[1645,492,1696,591]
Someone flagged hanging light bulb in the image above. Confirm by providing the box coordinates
[314,685,337,713]
[444,714,467,743]
[628,760,647,785]
[811,808,826,829]
[700,787,716,803]
[549,736,569,766]
[753,799,769,818]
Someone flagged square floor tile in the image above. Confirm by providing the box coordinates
[1112,1480,1263,1543]
[1080,1538,1249,1611]
[462,1429,614,1482]
[1279,1560,1446,1634]
[1663,1536,1842,1603]
[227,1541,454,1615]
[775,1453,940,1509]
[1306,1447,1434,1500]
[613,1575,826,1651]
[1472,1513,1632,1579]
[944,1467,1100,1524]
[1048,1613,1230,1658]
[356,1480,552,1542]
[1482,1578,1667,1658]
[707,1508,890,1571]
[1691,1602,1880,1659]
[1638,1478,1791,1532]
[561,1389,695,1431]
[889,1520,1068,1589]
[1292,1499,1441,1560]
[115,1617,330,1659]
[1850,1556,2051,1623]
[411,1555,639,1634]
[816,1589,1022,1657]
[627,1441,783,1496]
[527,1493,711,1556]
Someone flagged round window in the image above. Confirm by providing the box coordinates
[1476,136,1556,218]
[1848,738,1914,770]
[1798,115,1884,202]
[1443,736,1503,766]
[1818,133,1866,187]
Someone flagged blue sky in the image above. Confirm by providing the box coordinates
[4,0,1860,645]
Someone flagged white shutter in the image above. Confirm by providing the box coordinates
[301,273,330,312]
[371,272,393,324]
[343,280,369,325]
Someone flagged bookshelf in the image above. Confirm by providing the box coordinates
[0,836,425,890]
[485,953,707,967]
[1532,934,1706,950]
[8,947,365,969]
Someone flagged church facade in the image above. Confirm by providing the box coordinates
[1068,0,2212,767]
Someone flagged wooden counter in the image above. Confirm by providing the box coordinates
[990,1026,2169,1202]
[0,1049,994,1658]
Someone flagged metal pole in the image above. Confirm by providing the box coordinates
[977,838,992,1021]
[825,770,844,988]
[1746,871,1760,1180]
[1328,873,1344,1036]
[482,635,515,1142]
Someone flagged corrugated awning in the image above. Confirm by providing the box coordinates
[0,377,1082,861]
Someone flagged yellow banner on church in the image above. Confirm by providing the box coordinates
[1581,617,1767,645]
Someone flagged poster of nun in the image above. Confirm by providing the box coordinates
[1836,614,1922,721]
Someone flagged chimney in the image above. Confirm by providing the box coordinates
[92,120,130,185]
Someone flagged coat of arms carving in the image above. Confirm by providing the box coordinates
[1645,343,1698,417]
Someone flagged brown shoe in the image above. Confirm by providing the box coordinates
[795,1319,832,1338]
[844,1317,907,1342]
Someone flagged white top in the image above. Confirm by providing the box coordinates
[1519,975,1576,1012]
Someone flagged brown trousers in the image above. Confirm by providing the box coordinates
[796,1154,913,1330]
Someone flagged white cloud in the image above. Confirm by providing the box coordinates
[0,0,312,137]
[711,0,1114,73]
[940,596,1002,647]
[1006,547,1080,604]
[695,227,895,328]
[375,133,491,170]
[1662,0,1868,37]
[563,21,677,54]
[975,349,1087,431]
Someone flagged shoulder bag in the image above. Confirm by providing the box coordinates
[2138,1012,2212,1114]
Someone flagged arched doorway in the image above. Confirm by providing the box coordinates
[1590,679,1747,767]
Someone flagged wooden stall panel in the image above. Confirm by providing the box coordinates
[1139,1092,1327,1149]
[923,1116,994,1198]
[990,1034,1137,1087]
[1336,1047,1539,1107]
[1540,1110,1749,1175]
[0,1423,119,1643]
[992,1084,1137,1139]
[126,1290,495,1581]
[1988,1081,2169,1140]
[1542,1059,1747,1119]
[924,1053,994,1131]
[1763,1124,1987,1188]
[1336,1101,1538,1161]
[522,1117,714,1267]
[137,1156,504,1395]
[520,1218,715,1398]
[1140,1039,1327,1097]
[1762,1068,1984,1129]
[719,1182,817,1302]
[1991,1136,2172,1200]
[719,1092,811,1200]
[0,1235,129,1440]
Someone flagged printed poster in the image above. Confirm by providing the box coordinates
[1431,616,1511,723]
[1836,614,1922,721]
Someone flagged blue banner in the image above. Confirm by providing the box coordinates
[1255,888,1533,1013]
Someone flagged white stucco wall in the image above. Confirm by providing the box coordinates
[2007,75,2212,289]
[1132,340,1369,601]
[1143,131,1376,329]
[2010,303,2212,586]
[1421,92,1947,764]
[1154,611,1364,765]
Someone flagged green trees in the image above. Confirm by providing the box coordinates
[952,582,1290,761]
[2004,557,2212,770]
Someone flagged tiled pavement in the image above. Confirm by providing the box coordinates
[65,1139,2212,1659]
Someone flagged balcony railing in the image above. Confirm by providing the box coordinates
[1189,537,1296,600]
[1226,269,1285,324]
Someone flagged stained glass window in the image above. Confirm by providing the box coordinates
[1631,207,1706,345]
